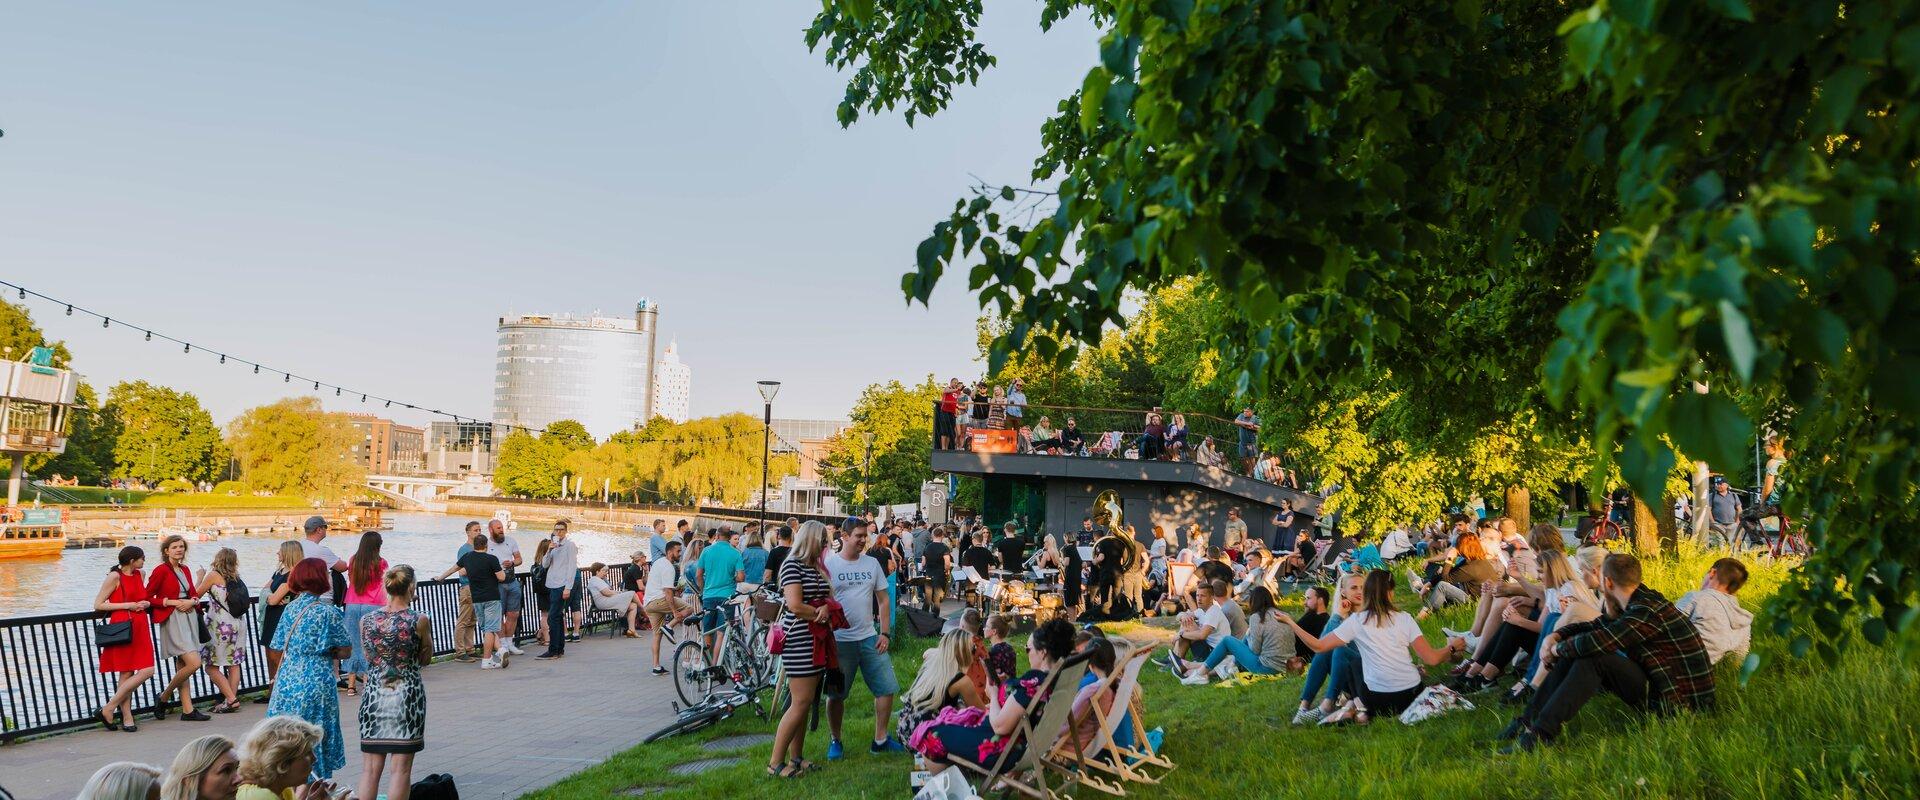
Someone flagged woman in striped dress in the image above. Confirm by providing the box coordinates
[768,521,832,779]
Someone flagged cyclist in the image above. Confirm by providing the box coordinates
[643,540,697,676]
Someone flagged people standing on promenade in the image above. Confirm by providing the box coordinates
[267,558,351,781]
[200,547,251,713]
[647,518,671,561]
[76,762,161,800]
[160,734,238,800]
[741,526,770,590]
[147,534,212,722]
[536,518,579,660]
[341,532,388,696]
[357,565,432,800]
[488,517,526,654]
[235,716,341,800]
[764,525,793,585]
[438,533,507,668]
[696,523,744,653]
[95,545,156,732]
[297,516,349,606]
[769,521,835,778]
[823,519,904,759]
[260,541,304,704]
[450,521,481,662]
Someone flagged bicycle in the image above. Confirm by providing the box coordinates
[672,586,776,708]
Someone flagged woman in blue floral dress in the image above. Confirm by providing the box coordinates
[267,558,351,780]
[913,618,1076,775]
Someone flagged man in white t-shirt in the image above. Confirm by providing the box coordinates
[641,539,695,675]
[1169,582,1229,666]
[822,520,902,758]
[487,518,526,655]
[300,515,348,607]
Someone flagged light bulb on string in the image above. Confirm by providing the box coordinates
[312,381,319,391]
[65,305,72,315]
[218,355,225,364]
[144,331,151,341]
[335,387,341,396]
[253,364,259,374]
[15,288,22,299]
[360,394,366,402]
[183,343,190,353]
[102,318,110,328]
[385,401,391,408]
[284,373,290,383]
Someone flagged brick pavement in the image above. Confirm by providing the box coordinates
[0,632,682,800]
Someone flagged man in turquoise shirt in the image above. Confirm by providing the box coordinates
[696,529,745,652]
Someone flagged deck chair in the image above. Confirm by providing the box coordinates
[1088,431,1121,457]
[1099,649,1176,782]
[949,650,1095,800]
[1042,642,1156,795]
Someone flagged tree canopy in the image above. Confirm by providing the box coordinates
[227,397,364,499]
[494,415,798,506]
[808,0,1920,650]
[818,377,943,507]
[104,380,229,484]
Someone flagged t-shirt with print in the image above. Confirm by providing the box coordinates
[824,551,884,642]
[459,551,503,603]
[1331,610,1425,694]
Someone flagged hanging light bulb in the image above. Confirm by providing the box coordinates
[145,331,151,341]
[284,373,290,383]
[385,401,391,408]
[66,305,73,315]
[218,355,225,364]
[312,380,319,391]
[16,288,23,299]
[360,394,366,402]
[102,318,110,328]
[183,343,190,353]
[253,364,260,374]
[335,387,341,396]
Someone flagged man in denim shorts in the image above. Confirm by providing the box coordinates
[488,518,525,655]
[821,519,903,759]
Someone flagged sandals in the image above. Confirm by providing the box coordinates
[766,762,803,779]
[791,758,820,774]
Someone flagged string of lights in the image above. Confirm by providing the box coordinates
[4,280,792,448]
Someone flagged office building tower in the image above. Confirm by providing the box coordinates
[652,339,691,423]
[493,300,659,441]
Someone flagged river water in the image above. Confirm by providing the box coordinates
[0,512,656,619]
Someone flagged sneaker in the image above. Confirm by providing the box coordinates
[502,641,525,655]
[1290,707,1327,726]
[1497,731,1540,756]
[870,737,907,754]
[480,657,503,670]
[454,653,479,663]
[826,739,845,760]
[1495,717,1526,742]
[566,634,582,642]
[1166,653,1188,674]
[535,652,562,661]
[651,666,668,676]
[1502,686,1533,707]
[1179,672,1210,686]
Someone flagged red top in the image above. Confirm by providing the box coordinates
[940,390,960,414]
[146,563,196,624]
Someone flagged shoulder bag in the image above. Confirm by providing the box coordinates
[94,577,134,647]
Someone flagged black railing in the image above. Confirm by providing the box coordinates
[931,401,1315,488]
[447,494,695,514]
[0,569,616,743]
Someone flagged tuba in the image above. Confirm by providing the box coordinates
[1091,489,1123,532]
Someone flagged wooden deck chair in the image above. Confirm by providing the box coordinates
[1100,647,1176,781]
[949,650,1095,800]
[1040,642,1146,796]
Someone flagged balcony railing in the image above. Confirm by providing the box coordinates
[931,401,1313,489]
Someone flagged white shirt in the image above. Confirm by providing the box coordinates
[1331,610,1425,693]
[542,537,578,588]
[1195,600,1230,648]
[300,538,342,567]
[490,535,522,577]
[824,551,884,642]
[644,558,679,605]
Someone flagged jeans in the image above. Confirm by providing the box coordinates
[1201,636,1277,676]
[543,586,568,654]
[1522,612,1562,682]
[1426,582,1469,609]
[1300,643,1361,703]
[1522,652,1651,739]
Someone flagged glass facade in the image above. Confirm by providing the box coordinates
[493,303,658,441]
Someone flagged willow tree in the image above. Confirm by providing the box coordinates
[807,0,1920,651]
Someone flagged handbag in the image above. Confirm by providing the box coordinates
[410,773,459,800]
[94,620,133,648]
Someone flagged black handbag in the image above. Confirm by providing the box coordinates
[410,773,458,800]
[94,620,133,648]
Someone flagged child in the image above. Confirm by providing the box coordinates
[984,613,1017,688]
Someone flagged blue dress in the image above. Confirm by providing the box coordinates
[268,593,350,779]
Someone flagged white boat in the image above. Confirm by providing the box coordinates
[129,525,221,542]
[493,509,517,532]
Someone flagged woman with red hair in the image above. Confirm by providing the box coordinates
[266,558,352,780]
[1423,531,1500,610]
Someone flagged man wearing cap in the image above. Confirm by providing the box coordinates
[300,515,349,606]
[1706,478,1743,549]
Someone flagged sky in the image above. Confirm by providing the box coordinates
[0,2,1100,427]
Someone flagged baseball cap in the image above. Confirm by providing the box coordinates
[303,515,328,533]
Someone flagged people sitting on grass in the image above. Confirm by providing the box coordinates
[1290,576,1364,725]
[1674,557,1753,666]
[1498,553,1716,754]
[1281,569,1466,724]
[1412,527,1499,611]
[895,629,990,744]
[1169,580,1230,663]
[1489,546,1608,706]
[1172,585,1295,684]
[984,613,1018,686]
[911,618,1077,777]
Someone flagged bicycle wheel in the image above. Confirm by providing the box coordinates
[643,705,726,744]
[672,639,717,708]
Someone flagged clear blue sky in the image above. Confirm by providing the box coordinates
[0,3,1098,426]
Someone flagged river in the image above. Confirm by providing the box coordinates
[0,512,655,619]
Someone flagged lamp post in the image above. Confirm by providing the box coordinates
[757,380,781,535]
[858,430,877,511]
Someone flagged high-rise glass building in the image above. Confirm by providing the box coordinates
[494,300,659,441]
[652,339,692,423]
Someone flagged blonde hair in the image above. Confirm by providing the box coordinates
[79,762,161,800]
[903,630,975,713]
[276,540,304,572]
[1573,545,1608,579]
[790,520,829,567]
[384,564,417,598]
[237,716,322,788]
[1539,547,1577,588]
[210,548,240,583]
[161,735,235,800]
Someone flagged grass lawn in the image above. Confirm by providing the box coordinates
[50,486,314,508]
[530,547,1920,800]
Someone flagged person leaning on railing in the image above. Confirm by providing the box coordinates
[94,545,157,732]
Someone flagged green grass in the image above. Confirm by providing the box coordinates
[530,547,1920,800]
[49,486,313,508]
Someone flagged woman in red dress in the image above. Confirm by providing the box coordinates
[93,545,156,731]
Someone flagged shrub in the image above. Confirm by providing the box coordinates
[156,478,195,493]
[212,480,251,496]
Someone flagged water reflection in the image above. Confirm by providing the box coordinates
[0,513,651,618]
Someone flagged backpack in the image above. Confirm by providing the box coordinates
[222,574,252,618]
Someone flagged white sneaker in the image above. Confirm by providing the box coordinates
[1179,672,1210,686]
[501,641,524,655]
[480,657,502,670]
[1291,707,1327,726]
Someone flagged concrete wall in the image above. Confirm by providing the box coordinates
[66,508,320,536]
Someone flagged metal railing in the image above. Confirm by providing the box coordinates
[0,569,617,743]
[931,401,1314,487]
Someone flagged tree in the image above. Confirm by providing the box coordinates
[36,382,116,484]
[811,0,1920,650]
[625,414,799,506]
[0,301,73,368]
[494,431,565,498]
[818,377,943,506]
[542,419,595,452]
[227,397,364,498]
[104,381,228,484]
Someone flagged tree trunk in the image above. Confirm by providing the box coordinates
[1656,494,1680,551]
[1631,492,1662,554]
[1504,485,1531,532]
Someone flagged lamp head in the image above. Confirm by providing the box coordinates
[757,380,781,403]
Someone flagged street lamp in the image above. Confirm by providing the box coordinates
[757,380,781,534]
[859,430,877,510]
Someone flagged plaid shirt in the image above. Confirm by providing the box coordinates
[1553,585,1715,714]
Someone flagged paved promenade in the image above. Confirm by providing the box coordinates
[0,633,680,800]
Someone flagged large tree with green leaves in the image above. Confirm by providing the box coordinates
[104,380,229,484]
[808,0,1920,650]
[227,397,364,498]
[818,377,943,506]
